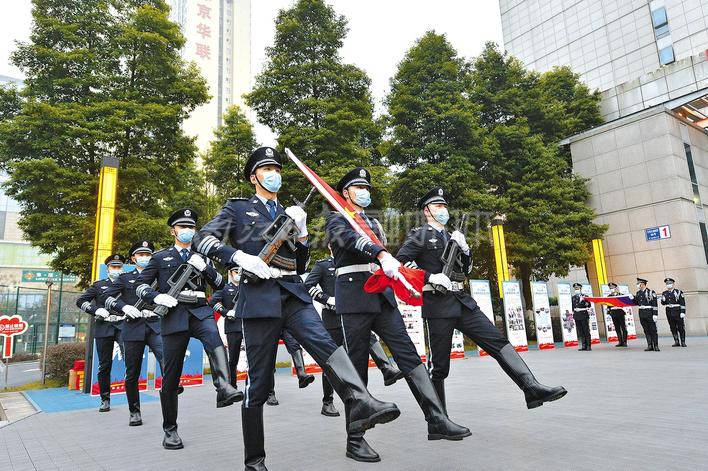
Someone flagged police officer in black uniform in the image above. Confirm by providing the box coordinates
[136,208,242,450]
[326,173,470,463]
[661,277,687,347]
[103,240,163,426]
[305,250,404,417]
[607,282,628,347]
[210,267,243,388]
[571,283,592,351]
[194,148,399,471]
[635,278,659,351]
[397,188,567,414]
[76,254,126,412]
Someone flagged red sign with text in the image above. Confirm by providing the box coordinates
[0,315,29,359]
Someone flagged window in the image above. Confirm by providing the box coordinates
[651,7,670,39]
[685,144,708,264]
[659,45,675,65]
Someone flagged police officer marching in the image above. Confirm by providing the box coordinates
[635,278,659,351]
[572,283,592,351]
[103,240,164,426]
[194,148,400,471]
[397,188,567,414]
[607,282,628,347]
[76,254,126,412]
[661,277,687,347]
[326,174,470,463]
[305,246,404,418]
[210,267,243,389]
[136,208,242,450]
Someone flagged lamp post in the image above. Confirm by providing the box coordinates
[41,281,53,385]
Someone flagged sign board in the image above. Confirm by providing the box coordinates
[618,285,638,340]
[58,323,76,339]
[645,225,671,241]
[470,280,495,356]
[502,281,529,352]
[556,283,578,347]
[581,284,601,344]
[398,298,426,362]
[21,270,77,283]
[531,281,555,350]
[0,315,29,359]
[600,284,618,342]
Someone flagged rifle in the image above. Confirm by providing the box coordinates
[107,280,159,322]
[243,187,316,280]
[432,213,469,295]
[153,263,200,317]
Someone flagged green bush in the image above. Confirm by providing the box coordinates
[42,342,85,385]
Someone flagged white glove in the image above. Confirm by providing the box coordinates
[141,309,156,318]
[628,294,634,300]
[661,295,665,302]
[652,315,658,323]
[379,253,401,280]
[428,273,452,291]
[680,313,685,319]
[326,297,336,309]
[154,293,178,307]
[234,250,271,279]
[450,230,470,255]
[285,206,308,237]
[122,305,142,320]
[94,308,109,319]
[187,254,207,272]
[225,309,236,319]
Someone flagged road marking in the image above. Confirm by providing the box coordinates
[23,368,40,372]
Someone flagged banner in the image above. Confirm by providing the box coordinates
[600,284,618,342]
[298,348,322,374]
[397,298,426,362]
[556,283,578,347]
[90,340,147,395]
[502,281,528,352]
[582,284,601,344]
[155,337,204,390]
[470,280,495,356]
[530,282,555,350]
[451,329,465,359]
[619,285,638,340]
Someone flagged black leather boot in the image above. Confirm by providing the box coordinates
[672,334,680,347]
[432,379,446,413]
[405,364,470,440]
[681,334,687,347]
[243,406,267,470]
[369,340,404,386]
[160,391,183,450]
[323,346,400,434]
[206,346,244,408]
[497,344,567,409]
[99,398,110,412]
[266,390,279,406]
[291,349,315,389]
[321,400,340,417]
[644,337,654,351]
[344,404,380,462]
[129,407,142,426]
[653,335,660,351]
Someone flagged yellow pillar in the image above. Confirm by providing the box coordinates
[591,238,608,294]
[90,157,119,282]
[491,216,510,298]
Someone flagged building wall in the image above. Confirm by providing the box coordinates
[569,107,708,335]
[500,0,708,94]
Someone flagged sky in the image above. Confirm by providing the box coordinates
[1,1,504,142]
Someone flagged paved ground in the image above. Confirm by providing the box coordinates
[1,336,706,471]
[1,361,41,388]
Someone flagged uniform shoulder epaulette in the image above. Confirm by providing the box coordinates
[227,197,249,202]
[409,226,423,233]
[153,247,171,256]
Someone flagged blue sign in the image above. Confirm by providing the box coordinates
[90,342,148,396]
[645,227,661,241]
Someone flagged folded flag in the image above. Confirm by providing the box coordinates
[363,267,425,306]
[584,296,635,307]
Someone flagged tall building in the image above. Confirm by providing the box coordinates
[168,0,252,153]
[499,0,708,336]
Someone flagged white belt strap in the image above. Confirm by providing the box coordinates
[269,267,297,278]
[664,304,680,308]
[336,263,378,277]
[573,308,589,312]
[638,306,655,309]
[180,290,206,298]
[423,282,464,292]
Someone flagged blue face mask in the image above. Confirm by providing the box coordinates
[431,207,449,226]
[261,171,282,193]
[135,255,151,268]
[176,228,195,243]
[108,269,122,281]
[352,188,371,208]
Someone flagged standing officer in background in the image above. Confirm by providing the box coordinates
[327,173,470,464]
[607,282,628,347]
[661,277,687,347]
[210,267,243,388]
[136,208,242,450]
[572,283,592,351]
[76,254,125,412]
[194,148,400,471]
[305,248,404,418]
[103,240,163,426]
[265,329,316,407]
[397,188,566,414]
[635,278,659,351]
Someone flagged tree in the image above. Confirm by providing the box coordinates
[0,0,209,286]
[203,105,258,205]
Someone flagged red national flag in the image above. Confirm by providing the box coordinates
[284,148,423,305]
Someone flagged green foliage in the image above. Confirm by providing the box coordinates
[0,0,209,286]
[42,341,85,385]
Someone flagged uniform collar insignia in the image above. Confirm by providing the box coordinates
[164,256,173,261]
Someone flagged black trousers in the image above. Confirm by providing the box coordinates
[242,290,338,408]
[609,310,627,343]
[161,314,223,394]
[226,331,244,387]
[95,331,123,401]
[639,311,658,346]
[281,328,302,355]
[123,328,163,413]
[667,314,686,341]
[340,298,422,385]
[426,305,509,382]
[573,312,590,346]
